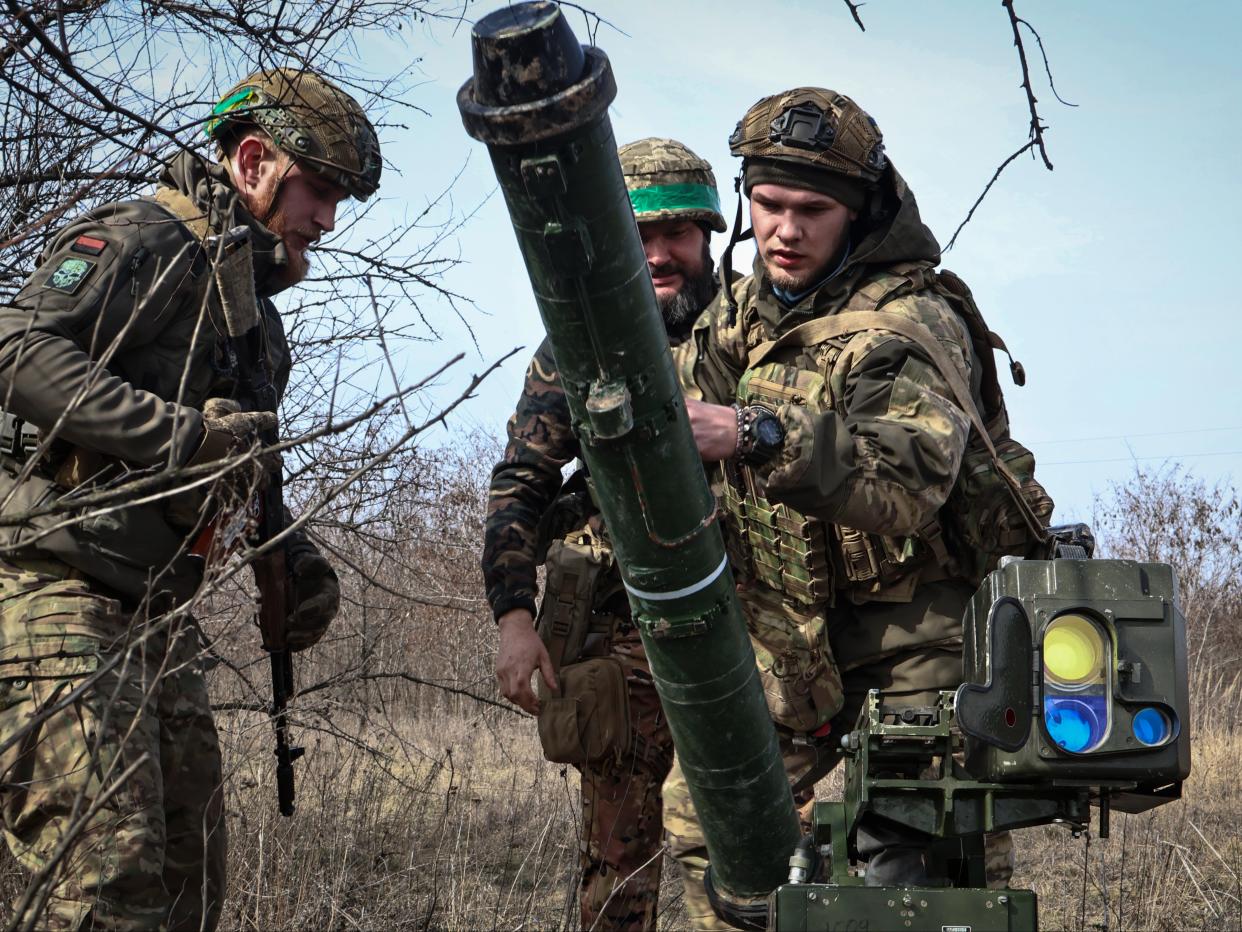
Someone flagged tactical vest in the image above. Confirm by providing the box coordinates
[723,263,1052,607]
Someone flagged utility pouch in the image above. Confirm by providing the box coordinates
[536,656,632,765]
[748,593,844,733]
[535,535,614,669]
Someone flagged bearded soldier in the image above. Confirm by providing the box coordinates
[0,69,380,929]
[668,88,1053,924]
[483,138,724,931]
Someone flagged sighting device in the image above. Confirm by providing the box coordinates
[768,540,1191,931]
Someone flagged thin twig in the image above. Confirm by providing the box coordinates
[945,139,1036,251]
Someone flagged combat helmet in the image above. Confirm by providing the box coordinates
[619,138,726,233]
[206,68,382,201]
[729,87,886,207]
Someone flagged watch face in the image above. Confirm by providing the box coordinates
[754,414,784,448]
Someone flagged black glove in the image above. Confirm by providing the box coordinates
[287,549,340,651]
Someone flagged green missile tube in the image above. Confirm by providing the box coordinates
[459,0,801,906]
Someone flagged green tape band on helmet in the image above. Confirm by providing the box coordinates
[628,183,722,219]
[205,87,259,137]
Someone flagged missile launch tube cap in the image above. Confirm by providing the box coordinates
[458,0,617,146]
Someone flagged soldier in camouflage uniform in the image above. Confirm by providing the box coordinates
[666,88,1053,925]
[483,138,724,931]
[0,69,379,929]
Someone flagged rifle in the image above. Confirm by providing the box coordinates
[208,225,304,817]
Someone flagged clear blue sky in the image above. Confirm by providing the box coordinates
[337,0,1242,523]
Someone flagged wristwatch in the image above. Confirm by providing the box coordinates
[734,404,786,467]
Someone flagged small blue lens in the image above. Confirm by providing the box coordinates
[1044,696,1107,752]
[1132,707,1171,746]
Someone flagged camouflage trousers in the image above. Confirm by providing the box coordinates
[574,626,673,932]
[663,734,819,931]
[0,560,226,931]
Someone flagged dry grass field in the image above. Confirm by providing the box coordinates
[203,677,1241,930]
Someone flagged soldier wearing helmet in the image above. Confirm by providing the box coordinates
[481,138,724,931]
[666,88,1050,926]
[0,68,379,929]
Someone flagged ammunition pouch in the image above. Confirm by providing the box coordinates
[722,473,834,606]
[535,533,618,669]
[536,656,631,766]
[533,519,637,766]
[725,356,929,606]
[746,588,843,732]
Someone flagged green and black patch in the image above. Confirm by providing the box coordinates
[45,256,96,294]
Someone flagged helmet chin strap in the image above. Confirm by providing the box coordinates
[719,168,755,327]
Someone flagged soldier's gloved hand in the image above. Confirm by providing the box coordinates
[287,550,340,652]
[187,397,279,472]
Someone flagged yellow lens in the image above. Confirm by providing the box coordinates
[1043,614,1105,687]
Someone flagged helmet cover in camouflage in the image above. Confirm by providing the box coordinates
[618,138,726,233]
[206,68,381,201]
[729,87,887,188]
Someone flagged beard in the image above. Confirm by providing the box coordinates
[655,241,717,331]
[766,265,817,294]
[264,199,314,287]
[241,162,314,288]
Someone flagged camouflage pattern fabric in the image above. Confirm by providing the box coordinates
[0,560,225,930]
[729,87,889,186]
[578,626,673,931]
[484,339,685,931]
[618,138,727,232]
[483,327,691,621]
[663,730,819,931]
[694,259,974,539]
[678,148,1019,892]
[737,585,842,733]
[482,339,576,620]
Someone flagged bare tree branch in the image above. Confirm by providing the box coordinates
[1002,0,1053,170]
[842,0,866,31]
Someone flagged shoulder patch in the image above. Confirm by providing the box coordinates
[70,235,107,256]
[45,256,96,294]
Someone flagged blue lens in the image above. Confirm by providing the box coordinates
[1044,695,1108,752]
[1132,707,1172,746]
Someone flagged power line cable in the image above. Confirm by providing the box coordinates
[1031,425,1242,446]
[1042,449,1242,467]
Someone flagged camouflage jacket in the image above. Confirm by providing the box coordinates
[483,326,692,621]
[688,166,976,540]
[0,151,307,602]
